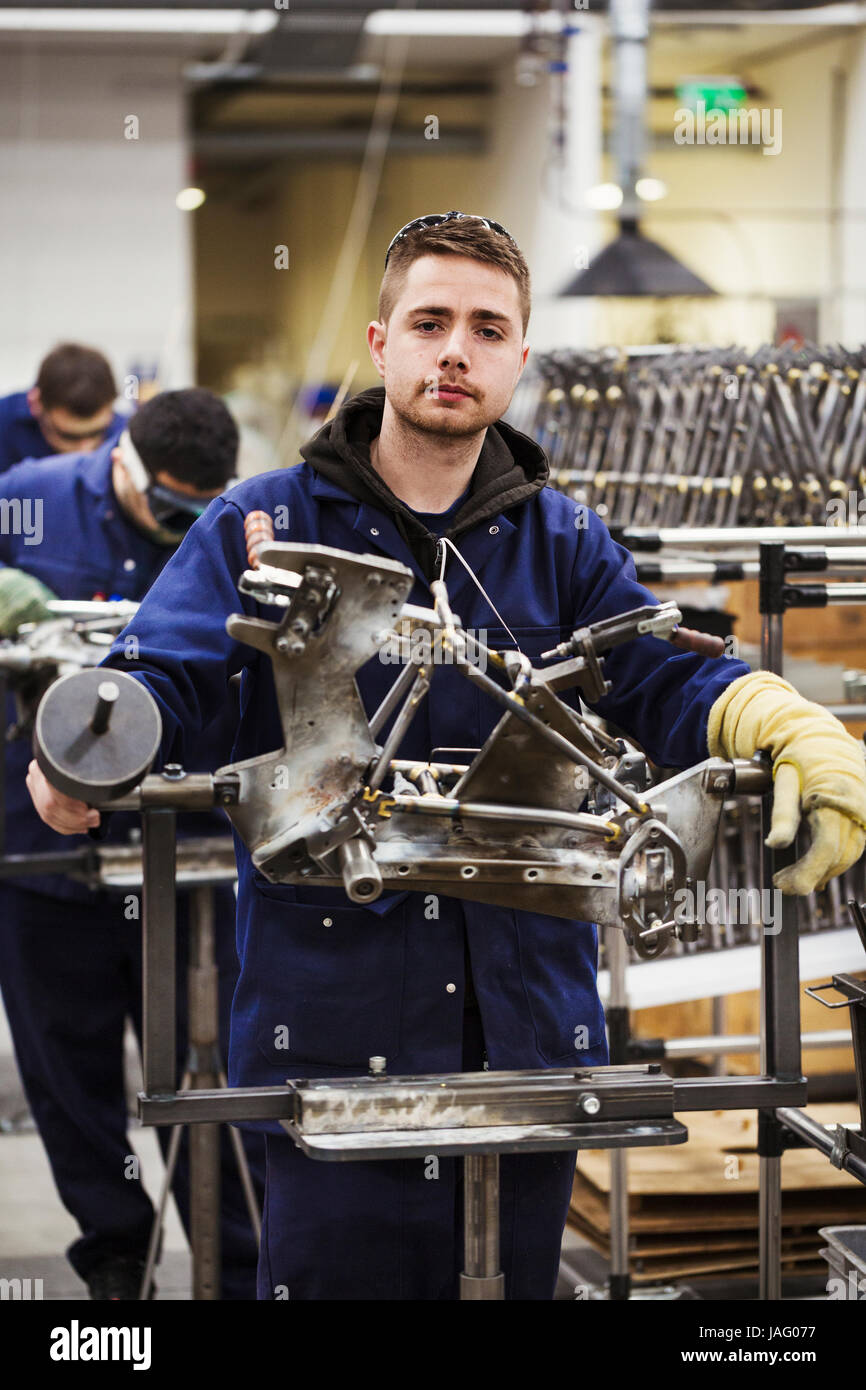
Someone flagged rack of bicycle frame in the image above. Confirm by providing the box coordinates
[509,344,866,533]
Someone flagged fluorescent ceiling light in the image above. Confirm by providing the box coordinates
[0,9,278,34]
[654,3,866,24]
[365,9,561,39]
[176,187,206,212]
[636,177,667,202]
[585,183,623,212]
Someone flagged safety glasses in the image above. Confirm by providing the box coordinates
[118,431,217,535]
[383,211,518,268]
[42,412,112,445]
[146,483,209,532]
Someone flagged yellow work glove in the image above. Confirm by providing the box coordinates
[707,671,866,895]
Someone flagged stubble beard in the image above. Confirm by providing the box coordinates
[391,384,497,440]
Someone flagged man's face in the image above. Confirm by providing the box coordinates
[368,254,529,438]
[110,448,223,544]
[28,388,114,454]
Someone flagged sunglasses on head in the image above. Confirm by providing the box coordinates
[383,211,518,268]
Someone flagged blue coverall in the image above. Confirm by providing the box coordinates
[0,443,263,1296]
[97,403,750,1300]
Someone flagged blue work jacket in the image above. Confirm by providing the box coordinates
[100,450,750,1116]
[0,390,125,476]
[0,444,233,900]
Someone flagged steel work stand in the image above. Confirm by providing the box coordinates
[133,809,262,1300]
[755,541,866,1296]
[132,793,694,1300]
[129,782,816,1299]
[139,879,261,1301]
[0,705,257,1301]
[24,622,866,1300]
[599,538,866,1300]
[282,1065,687,1301]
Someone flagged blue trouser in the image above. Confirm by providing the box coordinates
[256,1008,576,1299]
[0,882,264,1299]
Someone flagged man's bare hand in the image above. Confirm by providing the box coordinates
[26,760,100,835]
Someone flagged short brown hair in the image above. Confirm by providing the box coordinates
[378,217,531,333]
[36,343,117,416]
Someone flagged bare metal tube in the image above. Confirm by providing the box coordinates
[459,1155,505,1300]
[664,1030,850,1058]
[622,525,866,550]
[338,837,383,904]
[381,793,616,837]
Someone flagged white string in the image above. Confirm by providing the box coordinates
[437,535,523,655]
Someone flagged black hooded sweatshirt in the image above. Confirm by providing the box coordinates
[299,386,550,581]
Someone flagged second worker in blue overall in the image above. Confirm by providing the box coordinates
[2,389,264,1298]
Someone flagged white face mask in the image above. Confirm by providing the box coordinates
[117,430,151,493]
[117,430,237,542]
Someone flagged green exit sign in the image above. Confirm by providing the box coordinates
[676,77,748,114]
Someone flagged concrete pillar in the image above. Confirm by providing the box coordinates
[487,14,604,352]
[831,32,866,346]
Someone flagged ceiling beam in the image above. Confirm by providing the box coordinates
[194,125,485,160]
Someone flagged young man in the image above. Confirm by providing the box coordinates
[28,214,866,1299]
[0,342,125,475]
[1,389,263,1299]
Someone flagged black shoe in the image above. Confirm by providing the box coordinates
[85,1254,154,1301]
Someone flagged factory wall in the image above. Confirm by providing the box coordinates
[612,30,866,348]
[0,42,193,394]
[194,26,866,394]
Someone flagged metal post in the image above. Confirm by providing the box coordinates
[459,1154,505,1299]
[188,885,221,1301]
[605,924,631,1300]
[711,997,727,1077]
[142,809,177,1096]
[759,543,786,676]
[140,1072,190,1301]
[757,544,803,1301]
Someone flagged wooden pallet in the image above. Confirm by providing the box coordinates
[568,1103,865,1281]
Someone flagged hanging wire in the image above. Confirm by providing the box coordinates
[436,535,524,655]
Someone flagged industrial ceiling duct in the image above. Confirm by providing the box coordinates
[564,0,717,297]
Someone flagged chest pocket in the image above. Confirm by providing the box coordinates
[249,878,407,1068]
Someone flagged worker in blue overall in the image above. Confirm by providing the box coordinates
[0,342,126,476]
[29,215,866,1299]
[1,389,263,1299]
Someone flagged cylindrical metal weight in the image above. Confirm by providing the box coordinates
[34,668,162,802]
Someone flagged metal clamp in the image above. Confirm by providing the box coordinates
[804,981,857,1010]
[830,1123,851,1170]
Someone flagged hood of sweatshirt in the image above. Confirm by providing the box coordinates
[298,385,549,580]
